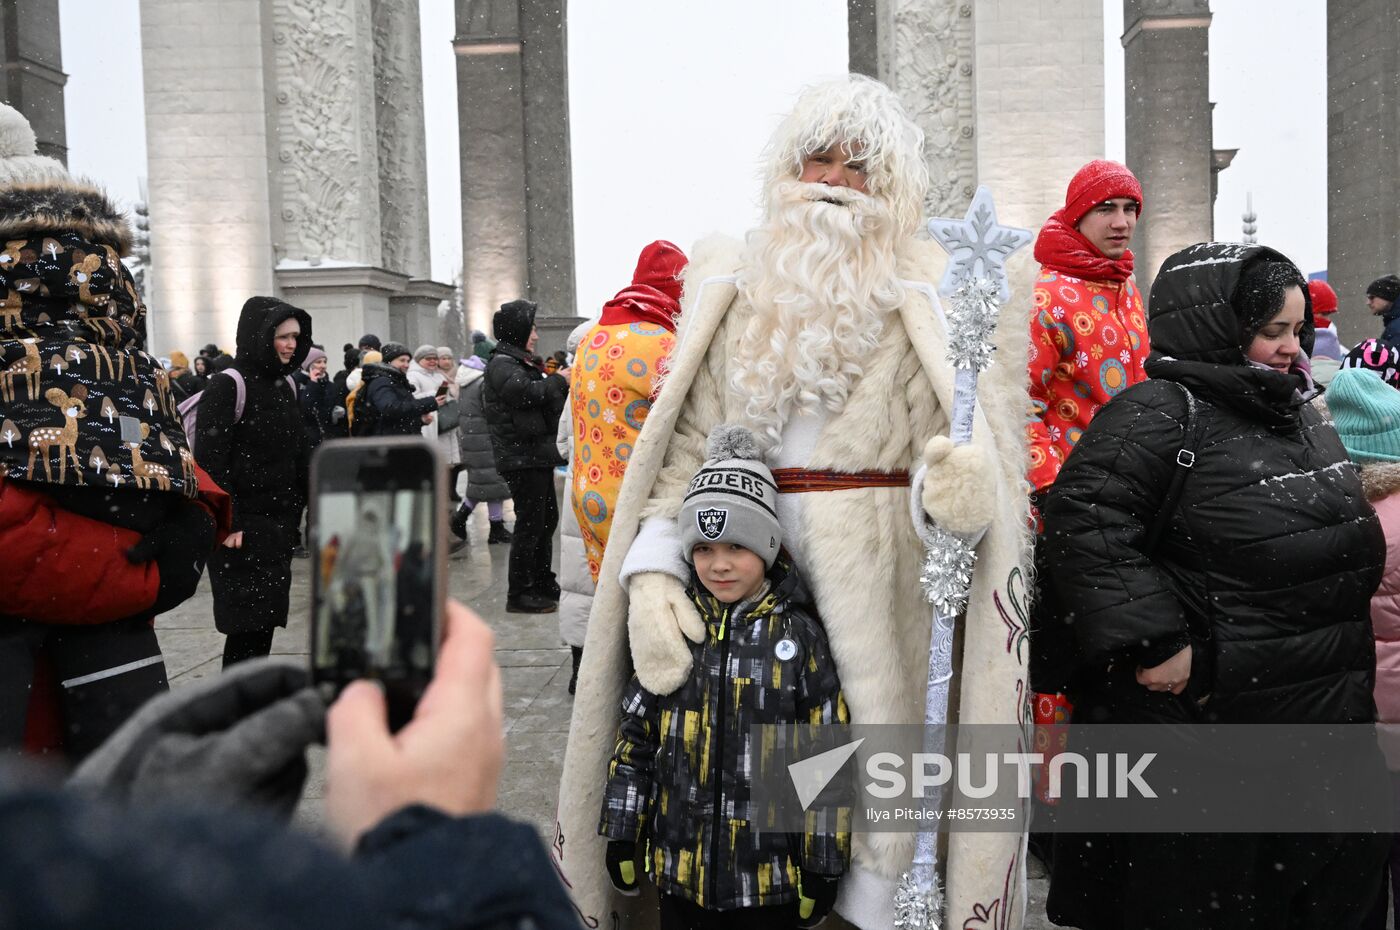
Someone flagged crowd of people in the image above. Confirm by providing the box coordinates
[3,61,1400,930]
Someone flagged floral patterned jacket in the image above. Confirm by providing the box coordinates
[1026,269,1149,492]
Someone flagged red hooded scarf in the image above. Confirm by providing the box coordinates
[1033,159,1144,284]
[599,240,688,333]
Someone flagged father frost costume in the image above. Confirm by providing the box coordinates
[553,76,1033,930]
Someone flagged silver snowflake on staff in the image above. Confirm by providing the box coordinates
[927,185,1033,302]
[919,522,976,616]
[894,870,942,930]
[945,276,1002,371]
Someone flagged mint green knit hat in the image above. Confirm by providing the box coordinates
[1329,368,1400,463]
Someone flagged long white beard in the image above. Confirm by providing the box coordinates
[731,181,906,453]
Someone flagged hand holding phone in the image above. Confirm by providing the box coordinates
[325,597,504,849]
[310,439,446,732]
[435,383,450,398]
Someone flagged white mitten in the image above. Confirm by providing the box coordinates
[920,435,997,537]
[627,571,706,695]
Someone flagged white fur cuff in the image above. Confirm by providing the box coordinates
[835,863,897,930]
[619,516,689,587]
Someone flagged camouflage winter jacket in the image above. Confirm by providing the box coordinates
[599,557,850,911]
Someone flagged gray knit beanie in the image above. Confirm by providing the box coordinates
[677,425,781,567]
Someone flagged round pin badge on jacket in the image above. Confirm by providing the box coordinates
[774,638,798,661]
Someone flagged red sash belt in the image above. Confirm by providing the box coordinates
[771,468,911,494]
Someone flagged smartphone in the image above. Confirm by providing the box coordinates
[435,382,450,397]
[309,437,447,730]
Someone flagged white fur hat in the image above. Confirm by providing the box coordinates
[0,103,69,187]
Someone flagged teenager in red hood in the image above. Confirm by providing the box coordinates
[559,240,687,692]
[1026,161,1147,842]
[1027,160,1149,494]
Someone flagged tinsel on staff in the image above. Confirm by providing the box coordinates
[895,188,1030,930]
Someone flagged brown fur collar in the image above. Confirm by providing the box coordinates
[1362,461,1400,501]
[0,178,132,256]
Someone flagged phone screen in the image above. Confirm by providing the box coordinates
[310,439,445,729]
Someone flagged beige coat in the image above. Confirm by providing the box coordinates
[553,235,1034,929]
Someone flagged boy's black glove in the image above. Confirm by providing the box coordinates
[797,871,839,927]
[126,501,217,614]
[605,840,641,896]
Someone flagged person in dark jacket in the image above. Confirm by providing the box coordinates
[361,342,445,437]
[1369,274,1400,346]
[195,296,314,668]
[601,427,849,927]
[1039,242,1390,930]
[483,300,569,613]
[294,345,335,450]
[1,599,580,930]
[0,102,225,761]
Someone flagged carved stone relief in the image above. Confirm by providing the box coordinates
[372,0,431,278]
[888,0,976,219]
[272,0,381,265]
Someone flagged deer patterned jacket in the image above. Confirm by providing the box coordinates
[599,556,851,911]
[0,179,195,497]
[195,297,311,635]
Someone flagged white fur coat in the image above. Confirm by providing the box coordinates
[552,235,1034,930]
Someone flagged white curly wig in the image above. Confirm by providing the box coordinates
[731,75,924,453]
[759,74,929,236]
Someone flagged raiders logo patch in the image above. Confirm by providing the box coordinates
[697,507,728,540]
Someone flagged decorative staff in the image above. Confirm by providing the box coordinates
[894,186,1031,930]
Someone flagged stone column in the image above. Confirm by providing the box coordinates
[455,0,578,356]
[140,0,278,355]
[455,0,528,339]
[143,0,448,358]
[0,0,66,162]
[374,0,445,348]
[1328,0,1400,345]
[1123,0,1215,301]
[518,0,578,352]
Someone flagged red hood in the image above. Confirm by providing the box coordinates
[599,284,681,332]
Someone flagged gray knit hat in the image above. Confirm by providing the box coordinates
[678,425,781,567]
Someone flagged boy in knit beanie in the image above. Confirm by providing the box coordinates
[600,425,850,929]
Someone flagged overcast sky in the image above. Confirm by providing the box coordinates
[58,0,1328,324]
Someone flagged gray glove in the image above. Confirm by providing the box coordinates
[70,659,326,819]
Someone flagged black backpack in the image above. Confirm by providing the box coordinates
[1029,382,1210,695]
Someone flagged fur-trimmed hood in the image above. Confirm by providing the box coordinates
[1363,462,1400,502]
[0,179,133,257]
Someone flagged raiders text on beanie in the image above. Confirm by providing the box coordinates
[677,425,782,567]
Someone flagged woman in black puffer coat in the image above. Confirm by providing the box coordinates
[1040,243,1389,929]
[195,296,312,668]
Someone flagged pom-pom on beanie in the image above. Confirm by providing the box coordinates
[0,103,69,187]
[677,425,782,567]
[1329,367,1400,463]
[1058,159,1144,227]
